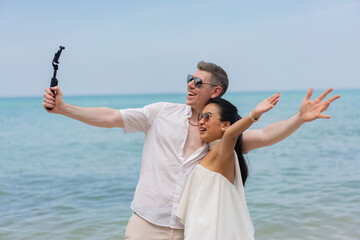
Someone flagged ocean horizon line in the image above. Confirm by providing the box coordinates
[0,87,357,99]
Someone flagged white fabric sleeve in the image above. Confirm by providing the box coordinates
[119,102,166,134]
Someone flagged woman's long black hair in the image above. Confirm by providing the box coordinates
[208,98,248,186]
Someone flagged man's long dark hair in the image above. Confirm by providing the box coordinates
[208,98,248,186]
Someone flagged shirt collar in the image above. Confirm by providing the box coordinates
[184,104,192,117]
[209,139,221,150]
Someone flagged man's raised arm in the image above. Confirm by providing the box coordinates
[242,88,340,153]
[42,86,124,128]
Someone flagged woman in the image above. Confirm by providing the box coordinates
[176,93,280,240]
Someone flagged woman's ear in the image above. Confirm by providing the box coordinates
[221,121,231,132]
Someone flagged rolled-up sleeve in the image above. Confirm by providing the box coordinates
[120,102,165,134]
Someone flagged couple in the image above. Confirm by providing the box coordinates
[42,61,339,239]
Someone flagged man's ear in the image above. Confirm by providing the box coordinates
[211,86,222,98]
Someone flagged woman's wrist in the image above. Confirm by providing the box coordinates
[249,110,260,122]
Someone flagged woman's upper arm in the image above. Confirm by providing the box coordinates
[217,133,238,161]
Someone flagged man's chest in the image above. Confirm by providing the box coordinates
[183,125,203,160]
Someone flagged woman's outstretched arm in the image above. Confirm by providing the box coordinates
[218,93,281,160]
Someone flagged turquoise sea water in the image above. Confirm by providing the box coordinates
[0,90,359,240]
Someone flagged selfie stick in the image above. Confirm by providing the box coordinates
[47,46,65,110]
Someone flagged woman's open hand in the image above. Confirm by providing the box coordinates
[252,92,281,119]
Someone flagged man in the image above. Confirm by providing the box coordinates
[42,61,339,240]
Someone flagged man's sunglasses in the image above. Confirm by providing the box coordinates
[187,74,218,89]
[198,112,213,122]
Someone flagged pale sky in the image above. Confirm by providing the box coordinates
[0,0,359,97]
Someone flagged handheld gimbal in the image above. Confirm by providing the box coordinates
[47,46,65,110]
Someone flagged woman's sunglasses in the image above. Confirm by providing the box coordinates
[187,74,218,89]
[198,112,213,122]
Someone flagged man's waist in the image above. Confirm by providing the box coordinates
[130,200,184,229]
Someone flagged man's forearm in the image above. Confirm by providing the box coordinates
[59,103,124,128]
[242,88,339,153]
[261,112,304,145]
[242,112,304,153]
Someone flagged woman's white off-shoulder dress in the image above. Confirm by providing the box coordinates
[176,147,255,240]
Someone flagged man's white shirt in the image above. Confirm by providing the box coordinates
[120,102,208,229]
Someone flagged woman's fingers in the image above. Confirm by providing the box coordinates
[272,98,280,106]
[269,92,281,104]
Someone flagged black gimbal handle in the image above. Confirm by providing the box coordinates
[47,46,65,110]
